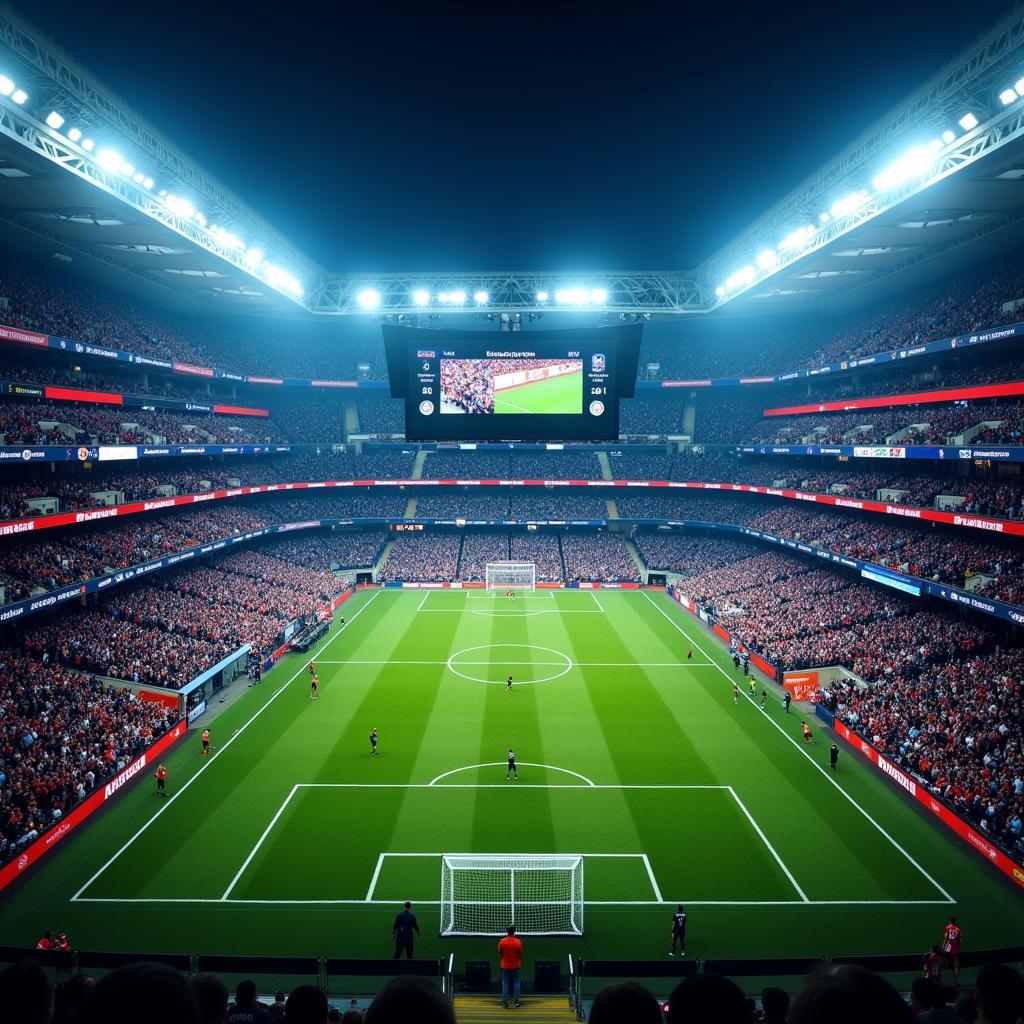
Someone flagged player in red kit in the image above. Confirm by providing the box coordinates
[942,916,962,985]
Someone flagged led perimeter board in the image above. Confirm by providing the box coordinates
[383,324,641,441]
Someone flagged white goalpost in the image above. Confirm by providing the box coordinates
[440,853,584,936]
[485,561,536,591]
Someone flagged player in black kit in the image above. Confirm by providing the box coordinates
[506,748,518,780]
[669,905,687,957]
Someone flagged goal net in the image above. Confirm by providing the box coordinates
[485,562,536,591]
[440,854,584,936]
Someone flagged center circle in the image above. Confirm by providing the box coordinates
[446,643,573,685]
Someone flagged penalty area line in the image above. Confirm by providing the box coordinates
[641,590,955,904]
[70,590,384,903]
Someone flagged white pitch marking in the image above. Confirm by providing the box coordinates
[428,763,597,787]
[727,786,808,903]
[641,590,955,904]
[221,785,299,900]
[70,590,383,902]
[591,591,605,612]
[641,854,664,903]
[314,659,713,668]
[70,897,954,907]
[365,853,386,902]
[417,590,430,611]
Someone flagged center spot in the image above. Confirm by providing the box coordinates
[446,643,574,685]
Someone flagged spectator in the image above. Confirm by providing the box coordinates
[759,986,790,1024]
[588,981,663,1024]
[498,925,523,1009]
[0,959,53,1024]
[668,973,748,1024]
[911,978,959,1024]
[363,977,454,1024]
[193,977,230,1024]
[81,962,200,1024]
[788,965,917,1024]
[973,963,1024,1024]
[228,980,272,1024]
[284,986,328,1024]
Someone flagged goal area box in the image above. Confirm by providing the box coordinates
[485,562,536,591]
[440,853,584,936]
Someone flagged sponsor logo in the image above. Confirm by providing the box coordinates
[142,447,171,456]
[965,830,998,861]
[1008,610,1024,624]
[0,520,34,535]
[103,755,147,799]
[22,449,44,461]
[1014,868,1024,884]
[959,449,972,460]
[18,853,29,871]
[836,498,863,509]
[886,505,921,519]
[970,449,1012,459]
[9,384,44,396]
[0,606,25,622]
[43,820,73,848]
[143,499,176,511]
[878,756,916,795]
[77,446,90,461]
[83,344,117,359]
[952,515,1003,532]
[75,507,118,523]
[591,353,606,373]
[416,350,436,359]
[0,324,48,346]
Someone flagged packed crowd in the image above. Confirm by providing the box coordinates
[419,450,603,479]
[410,491,611,520]
[377,533,461,583]
[7,958,1023,1024]
[440,358,497,414]
[0,398,287,446]
[561,533,640,582]
[0,655,177,862]
[619,395,683,436]
[510,532,563,581]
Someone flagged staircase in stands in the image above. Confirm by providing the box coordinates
[453,994,577,1023]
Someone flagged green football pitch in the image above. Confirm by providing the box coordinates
[494,371,582,414]
[4,588,1022,966]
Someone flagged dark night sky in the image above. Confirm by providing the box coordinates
[24,0,1016,272]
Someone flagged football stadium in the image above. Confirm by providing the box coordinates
[1,1,1024,1021]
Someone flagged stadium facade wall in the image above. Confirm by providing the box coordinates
[0,719,188,894]
[816,706,1024,891]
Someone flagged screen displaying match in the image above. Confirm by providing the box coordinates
[382,324,641,442]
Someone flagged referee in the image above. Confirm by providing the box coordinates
[392,901,421,959]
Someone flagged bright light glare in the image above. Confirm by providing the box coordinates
[756,249,778,269]
[1017,77,1024,96]
[412,288,430,306]
[96,148,124,172]
[535,290,549,302]
[778,225,814,251]
[555,286,588,305]
[438,291,449,303]
[142,177,154,189]
[357,287,381,310]
[81,138,94,152]
[132,171,144,184]
[1000,88,1018,106]
[590,287,608,304]
[0,76,13,97]
[872,145,934,191]
[244,247,264,268]
[264,263,303,297]
[473,290,489,304]
[449,289,467,304]
[45,111,64,130]
[67,127,81,142]
[958,112,978,130]
[715,285,725,297]
[164,194,196,219]
[11,89,27,105]
[941,130,955,144]
[120,162,135,176]
[830,192,869,219]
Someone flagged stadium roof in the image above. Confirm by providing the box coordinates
[0,2,1023,320]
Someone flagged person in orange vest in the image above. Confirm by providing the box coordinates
[154,764,167,796]
[202,729,211,756]
[498,925,523,1009]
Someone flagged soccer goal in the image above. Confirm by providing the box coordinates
[439,854,584,936]
[485,562,536,591]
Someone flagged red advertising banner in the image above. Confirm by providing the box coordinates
[173,362,215,378]
[0,719,187,893]
[784,670,820,702]
[0,324,48,346]
[46,385,123,406]
[764,380,1024,417]
[832,720,1024,890]
[136,688,180,711]
[213,404,270,417]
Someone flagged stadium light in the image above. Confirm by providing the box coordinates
[357,287,381,309]
[1000,88,1018,106]
[97,148,125,173]
[474,289,489,304]
[264,263,303,297]
[244,246,264,267]
[120,162,135,177]
[132,171,144,184]
[67,127,81,142]
[450,289,467,304]
[778,225,814,251]
[412,288,430,306]
[830,192,869,219]
[45,110,64,130]
[1017,76,1024,96]
[715,285,725,297]
[958,112,979,130]
[819,212,830,223]
[590,287,608,304]
[163,194,196,219]
[81,138,94,152]
[872,145,933,191]
[0,76,13,97]
[438,291,449,303]
[941,129,955,144]
[143,177,154,190]
[755,249,778,269]
[11,88,27,105]
[535,290,549,302]
[555,286,588,305]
